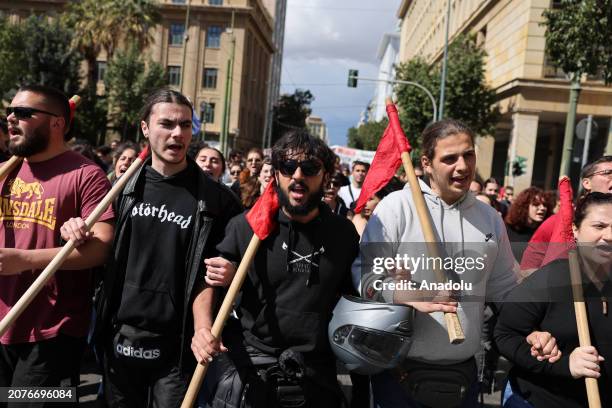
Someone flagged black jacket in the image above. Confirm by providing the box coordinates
[94,158,242,373]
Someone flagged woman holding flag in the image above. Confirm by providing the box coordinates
[495,191,612,408]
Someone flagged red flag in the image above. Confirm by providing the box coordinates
[354,102,411,213]
[541,177,575,264]
[246,178,280,240]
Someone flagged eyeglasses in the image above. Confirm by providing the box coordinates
[329,181,341,188]
[6,106,60,120]
[230,170,241,176]
[247,158,262,163]
[278,159,322,177]
[586,169,612,179]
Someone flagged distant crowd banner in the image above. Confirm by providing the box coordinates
[330,145,375,167]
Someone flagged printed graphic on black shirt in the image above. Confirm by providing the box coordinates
[282,241,325,275]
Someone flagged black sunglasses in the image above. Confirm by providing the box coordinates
[230,170,241,175]
[278,159,322,177]
[6,106,59,120]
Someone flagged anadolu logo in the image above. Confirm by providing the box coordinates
[116,344,161,360]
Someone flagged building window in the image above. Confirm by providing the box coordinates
[169,23,185,46]
[96,61,107,82]
[202,68,218,89]
[209,0,223,4]
[168,66,181,86]
[206,26,222,48]
[172,0,186,3]
[201,103,215,123]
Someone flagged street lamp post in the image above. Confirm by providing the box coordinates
[347,72,437,122]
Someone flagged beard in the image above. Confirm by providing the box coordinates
[277,181,324,216]
[9,122,50,157]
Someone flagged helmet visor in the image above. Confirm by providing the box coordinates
[333,325,411,367]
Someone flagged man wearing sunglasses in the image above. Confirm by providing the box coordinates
[0,85,115,391]
[192,130,360,407]
[521,155,612,273]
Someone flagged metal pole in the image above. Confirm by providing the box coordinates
[179,0,191,93]
[606,118,612,155]
[220,10,236,156]
[581,115,593,168]
[352,76,437,123]
[438,0,451,120]
[559,75,582,176]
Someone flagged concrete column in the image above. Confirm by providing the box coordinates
[507,112,539,193]
[475,135,495,180]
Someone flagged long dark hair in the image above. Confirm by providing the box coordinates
[574,192,612,228]
[421,119,475,160]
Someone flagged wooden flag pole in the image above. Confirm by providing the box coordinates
[0,95,82,182]
[558,176,602,408]
[386,97,464,344]
[181,235,261,408]
[0,146,149,337]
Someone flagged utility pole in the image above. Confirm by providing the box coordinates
[438,0,451,120]
[559,75,581,176]
[220,9,236,156]
[179,0,191,93]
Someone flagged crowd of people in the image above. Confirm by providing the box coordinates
[0,84,610,408]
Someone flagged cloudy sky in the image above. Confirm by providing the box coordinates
[280,0,402,146]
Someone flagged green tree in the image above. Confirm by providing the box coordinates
[542,0,612,175]
[0,17,26,100]
[543,0,612,83]
[21,16,81,96]
[63,0,161,144]
[347,119,389,151]
[271,89,314,145]
[104,43,167,140]
[394,35,499,153]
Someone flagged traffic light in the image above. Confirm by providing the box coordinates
[512,156,527,177]
[347,69,358,88]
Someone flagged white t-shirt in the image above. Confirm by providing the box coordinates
[338,184,361,207]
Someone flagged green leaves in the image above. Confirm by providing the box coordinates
[271,89,314,145]
[104,43,167,140]
[542,0,612,83]
[394,34,499,154]
[347,119,389,151]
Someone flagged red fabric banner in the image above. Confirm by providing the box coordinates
[246,178,280,240]
[354,103,411,213]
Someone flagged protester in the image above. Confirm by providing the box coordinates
[195,145,226,183]
[354,119,556,407]
[109,139,121,151]
[500,186,514,208]
[504,187,554,261]
[0,116,9,161]
[322,171,349,218]
[352,177,403,237]
[108,142,140,183]
[245,147,264,177]
[95,145,114,172]
[495,192,612,407]
[258,158,273,193]
[470,180,483,194]
[193,129,360,407]
[71,138,109,171]
[521,156,612,272]
[227,163,242,186]
[239,171,261,209]
[60,89,242,406]
[0,84,114,390]
[339,160,369,209]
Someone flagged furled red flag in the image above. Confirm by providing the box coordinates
[246,178,280,240]
[354,102,411,213]
[540,176,576,263]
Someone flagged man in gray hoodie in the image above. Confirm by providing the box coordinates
[352,119,519,407]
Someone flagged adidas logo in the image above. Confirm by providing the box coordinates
[116,344,161,360]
